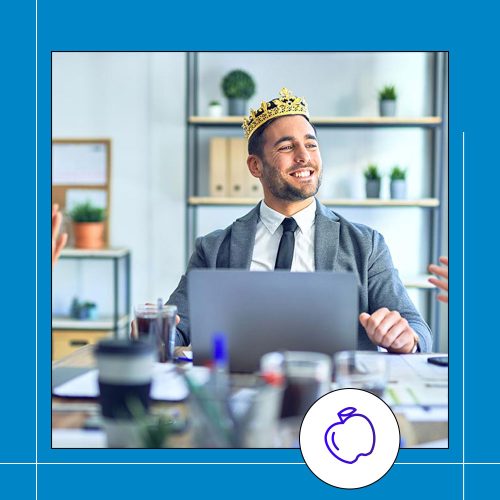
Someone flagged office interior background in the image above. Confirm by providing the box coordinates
[52,51,449,355]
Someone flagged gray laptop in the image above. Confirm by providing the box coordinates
[188,270,358,373]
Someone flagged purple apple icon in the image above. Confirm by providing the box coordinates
[324,407,376,464]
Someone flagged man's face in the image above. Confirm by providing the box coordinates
[259,115,322,202]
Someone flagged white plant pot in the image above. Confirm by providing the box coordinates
[379,99,396,117]
[390,180,407,199]
[208,104,223,117]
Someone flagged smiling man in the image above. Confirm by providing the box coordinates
[168,88,432,353]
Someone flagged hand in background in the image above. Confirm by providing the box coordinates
[359,307,418,354]
[428,256,448,303]
[52,204,68,265]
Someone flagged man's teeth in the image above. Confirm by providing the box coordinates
[292,170,312,178]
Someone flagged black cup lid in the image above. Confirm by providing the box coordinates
[94,339,154,356]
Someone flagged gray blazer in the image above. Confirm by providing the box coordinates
[168,199,432,352]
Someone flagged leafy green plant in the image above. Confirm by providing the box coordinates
[127,398,174,448]
[209,100,221,106]
[390,166,407,181]
[221,70,256,99]
[364,164,381,181]
[69,201,106,222]
[379,85,397,101]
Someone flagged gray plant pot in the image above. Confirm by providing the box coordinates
[366,179,381,198]
[379,99,396,117]
[390,180,407,199]
[228,98,248,116]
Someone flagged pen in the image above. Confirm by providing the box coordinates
[174,356,192,363]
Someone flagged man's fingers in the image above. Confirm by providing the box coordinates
[176,314,180,325]
[367,307,390,326]
[437,294,449,304]
[384,319,411,350]
[428,263,448,279]
[388,333,414,353]
[374,311,403,346]
[53,233,68,264]
[363,307,390,337]
[359,312,370,328]
[130,320,138,340]
[428,276,448,292]
[439,256,448,266]
[52,210,63,239]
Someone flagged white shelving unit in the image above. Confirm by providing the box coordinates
[185,52,448,340]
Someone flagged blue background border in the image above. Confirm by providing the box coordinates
[3,0,498,497]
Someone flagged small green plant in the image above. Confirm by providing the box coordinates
[390,166,407,181]
[221,70,256,99]
[209,100,221,106]
[364,164,381,181]
[379,85,397,101]
[127,398,174,448]
[70,201,106,222]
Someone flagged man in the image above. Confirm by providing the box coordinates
[168,88,432,353]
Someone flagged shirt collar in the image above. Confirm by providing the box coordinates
[259,199,316,235]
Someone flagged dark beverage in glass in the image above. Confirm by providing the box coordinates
[134,304,177,362]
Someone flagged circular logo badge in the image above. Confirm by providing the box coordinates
[300,388,400,489]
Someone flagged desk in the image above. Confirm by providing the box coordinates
[52,346,448,448]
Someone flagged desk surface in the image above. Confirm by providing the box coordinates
[52,346,448,449]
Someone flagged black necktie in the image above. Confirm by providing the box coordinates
[275,217,298,270]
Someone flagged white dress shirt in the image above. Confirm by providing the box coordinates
[250,199,316,271]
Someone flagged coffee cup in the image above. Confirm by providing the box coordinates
[94,339,155,448]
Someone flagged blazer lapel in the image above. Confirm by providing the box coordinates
[314,199,340,271]
[229,203,260,269]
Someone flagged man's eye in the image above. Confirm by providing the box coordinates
[306,143,318,149]
[279,145,293,151]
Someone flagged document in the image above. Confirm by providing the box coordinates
[53,364,209,401]
[209,137,229,197]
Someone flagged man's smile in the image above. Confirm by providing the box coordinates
[289,167,316,181]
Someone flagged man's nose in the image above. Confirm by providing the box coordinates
[294,144,310,164]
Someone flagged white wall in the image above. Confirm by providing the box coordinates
[52,52,447,349]
[52,52,185,316]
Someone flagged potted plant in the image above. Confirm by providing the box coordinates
[208,100,223,117]
[221,69,256,116]
[364,164,382,198]
[389,166,408,199]
[378,85,397,117]
[69,201,106,249]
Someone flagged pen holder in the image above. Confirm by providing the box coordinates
[236,377,285,448]
[187,382,236,448]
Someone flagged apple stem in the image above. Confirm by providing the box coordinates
[337,406,357,422]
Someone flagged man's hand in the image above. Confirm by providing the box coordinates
[52,204,68,265]
[428,256,448,303]
[359,308,418,354]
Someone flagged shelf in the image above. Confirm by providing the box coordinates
[59,247,130,258]
[188,197,440,208]
[52,314,130,331]
[189,116,442,128]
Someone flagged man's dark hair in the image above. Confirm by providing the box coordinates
[247,116,317,159]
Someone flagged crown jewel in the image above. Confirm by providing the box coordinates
[242,87,310,140]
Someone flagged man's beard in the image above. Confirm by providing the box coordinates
[261,160,322,202]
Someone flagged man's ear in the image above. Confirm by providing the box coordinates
[247,155,263,178]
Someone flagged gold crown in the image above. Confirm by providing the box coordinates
[242,87,310,140]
